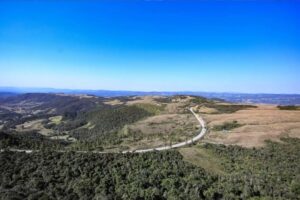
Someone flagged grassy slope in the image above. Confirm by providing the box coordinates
[179,145,226,175]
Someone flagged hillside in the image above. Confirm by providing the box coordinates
[0,93,257,152]
[1,93,300,199]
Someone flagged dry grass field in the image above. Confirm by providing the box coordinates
[15,119,53,136]
[202,105,300,147]
[126,96,162,106]
[119,113,200,150]
[103,99,123,105]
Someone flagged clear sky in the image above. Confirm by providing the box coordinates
[0,1,299,93]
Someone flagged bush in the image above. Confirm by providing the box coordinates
[212,120,243,131]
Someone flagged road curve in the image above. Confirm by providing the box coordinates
[123,108,207,153]
[1,108,206,154]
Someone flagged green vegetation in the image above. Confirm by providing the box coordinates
[2,94,208,152]
[202,138,300,199]
[207,104,257,114]
[1,93,300,199]
[212,120,243,131]
[190,96,211,104]
[134,103,165,115]
[278,105,300,110]
[0,93,107,131]
[0,93,158,151]
[189,96,257,113]
[71,105,153,140]
[1,138,300,199]
[0,131,69,150]
[66,105,154,150]
[153,97,172,103]
[179,147,226,175]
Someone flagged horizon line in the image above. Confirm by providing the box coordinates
[0,86,300,96]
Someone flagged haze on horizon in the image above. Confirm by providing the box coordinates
[0,1,299,94]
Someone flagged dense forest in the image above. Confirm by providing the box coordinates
[0,131,69,150]
[1,138,299,200]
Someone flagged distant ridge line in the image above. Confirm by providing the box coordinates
[1,87,300,105]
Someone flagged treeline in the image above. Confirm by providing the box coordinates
[190,96,256,113]
[1,138,300,199]
[277,105,300,110]
[0,131,69,150]
[205,104,256,114]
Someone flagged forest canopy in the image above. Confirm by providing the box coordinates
[1,138,299,200]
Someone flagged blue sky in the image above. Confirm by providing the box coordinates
[0,1,299,93]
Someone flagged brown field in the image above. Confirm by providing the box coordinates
[128,113,199,136]
[16,119,53,136]
[103,99,123,105]
[126,96,162,106]
[49,115,62,125]
[125,95,194,114]
[15,118,77,142]
[202,105,300,147]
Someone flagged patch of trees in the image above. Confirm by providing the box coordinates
[70,105,153,141]
[205,104,257,114]
[0,131,69,150]
[0,111,22,128]
[277,105,300,110]
[113,96,142,103]
[212,120,243,131]
[51,119,87,132]
[153,97,173,103]
[134,103,165,115]
[188,96,257,113]
[0,138,299,199]
[203,138,300,199]
[190,96,211,104]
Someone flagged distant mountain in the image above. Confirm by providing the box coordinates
[0,92,18,99]
[1,87,300,105]
[195,92,300,105]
